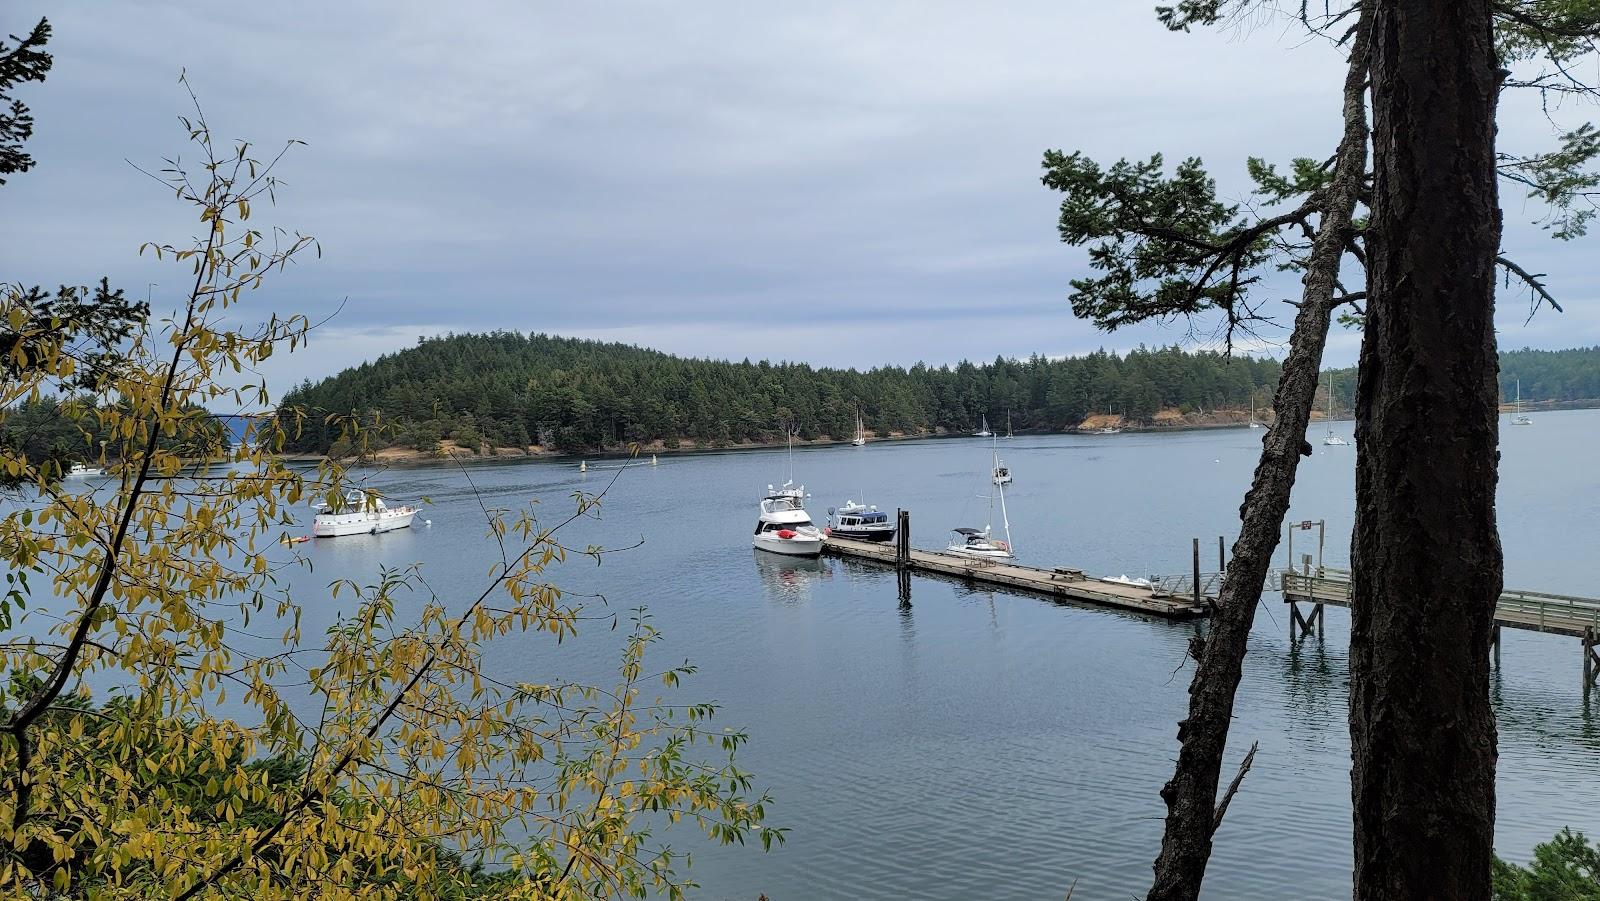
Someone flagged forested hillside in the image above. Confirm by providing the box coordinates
[274,334,1600,455]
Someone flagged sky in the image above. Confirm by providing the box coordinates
[3,1,1598,394]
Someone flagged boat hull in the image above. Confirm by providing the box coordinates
[828,527,895,542]
[945,544,1014,560]
[753,534,823,557]
[313,510,416,537]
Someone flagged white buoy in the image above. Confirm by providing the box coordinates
[579,460,587,473]
[424,519,432,526]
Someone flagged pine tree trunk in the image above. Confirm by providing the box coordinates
[1144,10,1371,901]
[1350,1,1502,898]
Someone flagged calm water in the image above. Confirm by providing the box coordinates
[115,413,1600,897]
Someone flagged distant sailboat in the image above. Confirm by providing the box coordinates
[1005,409,1014,439]
[1323,374,1349,446]
[974,415,994,438]
[1512,379,1533,426]
[852,409,867,446]
[1249,394,1264,429]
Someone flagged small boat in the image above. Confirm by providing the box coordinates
[312,490,417,537]
[974,414,994,438]
[64,462,103,478]
[1005,410,1015,439]
[991,448,1012,486]
[1096,426,1122,435]
[827,501,895,542]
[1322,374,1349,446]
[281,535,312,545]
[852,409,867,447]
[754,485,823,556]
[947,527,1013,559]
[1249,395,1264,429]
[1102,574,1154,588]
[947,438,1015,560]
[1511,378,1533,426]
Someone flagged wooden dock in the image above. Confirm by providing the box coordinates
[822,534,1209,619]
[1282,567,1600,686]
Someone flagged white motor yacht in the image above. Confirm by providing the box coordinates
[64,462,103,478]
[753,485,824,556]
[313,490,417,537]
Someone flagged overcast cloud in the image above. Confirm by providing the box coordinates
[3,1,1597,395]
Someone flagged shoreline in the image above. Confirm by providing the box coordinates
[281,398,1600,469]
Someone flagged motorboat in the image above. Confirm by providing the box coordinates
[827,501,895,542]
[992,455,1012,486]
[753,485,823,556]
[753,428,823,556]
[1102,574,1154,588]
[64,462,103,478]
[313,490,417,537]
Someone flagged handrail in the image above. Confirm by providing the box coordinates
[1281,569,1600,629]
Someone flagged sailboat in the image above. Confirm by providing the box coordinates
[1248,394,1264,429]
[1322,374,1349,446]
[991,441,1012,486]
[852,408,867,446]
[948,438,1015,559]
[974,414,994,438]
[1512,379,1533,426]
[1005,409,1015,439]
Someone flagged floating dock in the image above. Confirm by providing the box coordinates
[822,531,1209,619]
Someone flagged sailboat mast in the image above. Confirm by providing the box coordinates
[997,477,1013,550]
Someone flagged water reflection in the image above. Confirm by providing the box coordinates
[751,550,828,604]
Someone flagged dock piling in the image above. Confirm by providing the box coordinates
[1192,538,1201,607]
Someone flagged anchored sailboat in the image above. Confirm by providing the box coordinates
[1005,409,1014,439]
[1322,374,1349,446]
[852,408,867,446]
[974,414,994,438]
[1512,379,1533,426]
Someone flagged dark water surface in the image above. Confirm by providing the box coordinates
[195,412,1600,897]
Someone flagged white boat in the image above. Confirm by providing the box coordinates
[1249,395,1264,429]
[827,500,895,542]
[753,429,823,556]
[852,409,867,446]
[974,414,993,438]
[64,462,103,478]
[1322,374,1349,446]
[1005,409,1015,439]
[1512,378,1533,426]
[1102,574,1154,588]
[754,486,823,556]
[991,447,1012,486]
[947,438,1015,560]
[313,490,417,537]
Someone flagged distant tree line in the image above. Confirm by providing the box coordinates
[0,395,229,482]
[274,334,1600,455]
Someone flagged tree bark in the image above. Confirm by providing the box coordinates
[1145,9,1372,901]
[1350,2,1502,899]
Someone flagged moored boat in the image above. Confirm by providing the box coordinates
[753,485,824,556]
[827,501,895,542]
[313,490,417,537]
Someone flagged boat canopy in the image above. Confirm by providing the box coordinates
[952,527,984,536]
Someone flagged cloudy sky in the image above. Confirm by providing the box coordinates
[4,1,1597,392]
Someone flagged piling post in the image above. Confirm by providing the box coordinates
[1192,538,1201,607]
[1491,625,1501,669]
[1218,535,1226,574]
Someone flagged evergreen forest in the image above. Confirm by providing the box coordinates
[273,333,1600,455]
